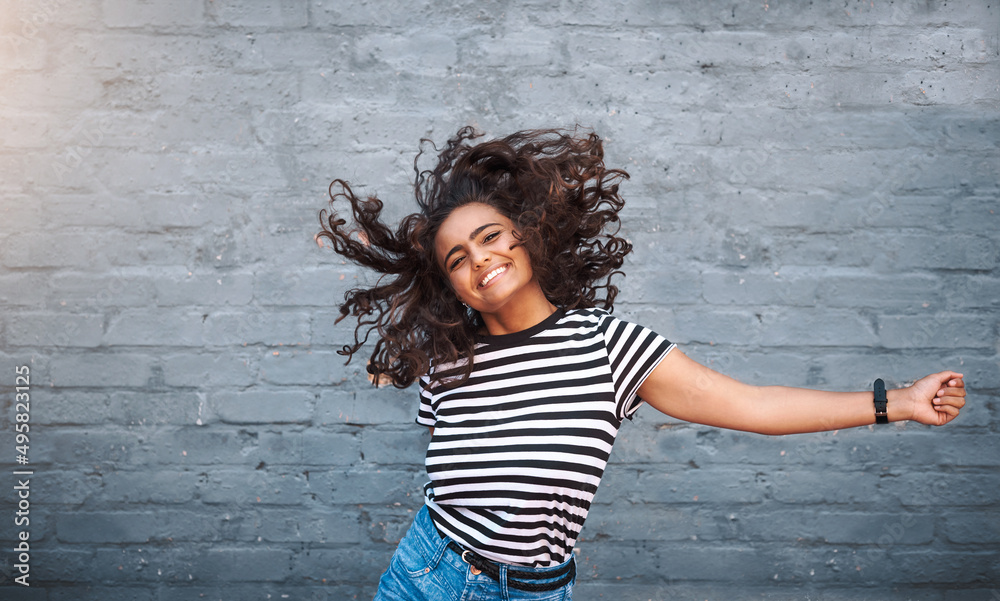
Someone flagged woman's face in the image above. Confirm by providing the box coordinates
[434,203,542,320]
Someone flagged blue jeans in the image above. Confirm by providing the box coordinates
[374,506,575,601]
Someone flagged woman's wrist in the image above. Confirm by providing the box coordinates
[886,387,914,423]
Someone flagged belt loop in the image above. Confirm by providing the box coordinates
[498,562,509,601]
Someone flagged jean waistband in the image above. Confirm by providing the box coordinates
[446,540,576,592]
[413,505,575,592]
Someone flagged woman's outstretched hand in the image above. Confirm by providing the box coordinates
[898,371,967,426]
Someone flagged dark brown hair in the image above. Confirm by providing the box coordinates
[318,126,632,387]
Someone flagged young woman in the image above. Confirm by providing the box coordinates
[317,127,967,601]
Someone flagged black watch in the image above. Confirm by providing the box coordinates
[873,378,888,424]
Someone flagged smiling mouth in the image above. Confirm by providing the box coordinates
[478,264,508,288]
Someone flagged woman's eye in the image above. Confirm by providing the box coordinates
[450,257,464,270]
[484,231,500,243]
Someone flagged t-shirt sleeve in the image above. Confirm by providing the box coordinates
[601,314,675,421]
[415,374,436,427]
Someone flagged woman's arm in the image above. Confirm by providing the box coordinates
[638,349,966,435]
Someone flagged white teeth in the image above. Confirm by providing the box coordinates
[479,265,507,287]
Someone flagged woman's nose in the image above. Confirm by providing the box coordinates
[469,248,491,269]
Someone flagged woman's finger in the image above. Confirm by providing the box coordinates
[935,404,961,418]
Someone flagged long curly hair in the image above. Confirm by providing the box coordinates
[318,126,632,387]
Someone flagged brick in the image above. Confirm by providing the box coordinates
[198,469,312,506]
[310,0,433,28]
[879,470,1000,507]
[942,512,1000,544]
[668,308,759,346]
[203,310,310,346]
[5,231,203,270]
[287,548,395,583]
[884,550,1000,585]
[877,314,995,350]
[254,267,357,307]
[583,503,718,542]
[360,428,427,466]
[301,70,409,113]
[251,105,347,148]
[143,193,241,229]
[817,272,944,309]
[81,100,268,153]
[103,309,205,347]
[258,349,348,386]
[58,32,205,72]
[297,429,362,466]
[312,469,426,505]
[885,234,997,271]
[236,507,362,544]
[1,72,103,109]
[353,32,459,75]
[46,352,155,387]
[759,307,879,347]
[317,386,417,426]
[100,469,202,504]
[0,35,47,70]
[104,546,294,583]
[48,272,156,309]
[28,470,103,505]
[153,272,254,306]
[205,0,308,28]
[363,506,423,544]
[89,151,287,196]
[1,0,93,36]
[161,351,257,389]
[211,389,313,424]
[56,510,217,543]
[702,268,819,306]
[239,31,353,70]
[2,233,104,269]
[29,391,113,425]
[847,430,1000,469]
[619,265,704,306]
[25,548,95,584]
[5,312,103,347]
[153,72,300,110]
[0,273,50,307]
[28,193,145,229]
[733,510,935,545]
[102,0,205,28]
[30,428,134,466]
[112,390,207,426]
[139,427,288,467]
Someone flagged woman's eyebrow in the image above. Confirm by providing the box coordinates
[442,222,502,265]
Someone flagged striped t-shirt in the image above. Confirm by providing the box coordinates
[416,307,675,567]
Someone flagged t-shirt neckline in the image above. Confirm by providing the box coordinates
[474,308,567,347]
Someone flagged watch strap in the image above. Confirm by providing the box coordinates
[873,378,888,424]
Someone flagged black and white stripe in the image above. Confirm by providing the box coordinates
[416,308,674,567]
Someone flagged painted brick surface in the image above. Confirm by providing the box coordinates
[0,0,998,599]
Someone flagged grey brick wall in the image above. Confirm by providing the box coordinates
[1,1,997,599]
